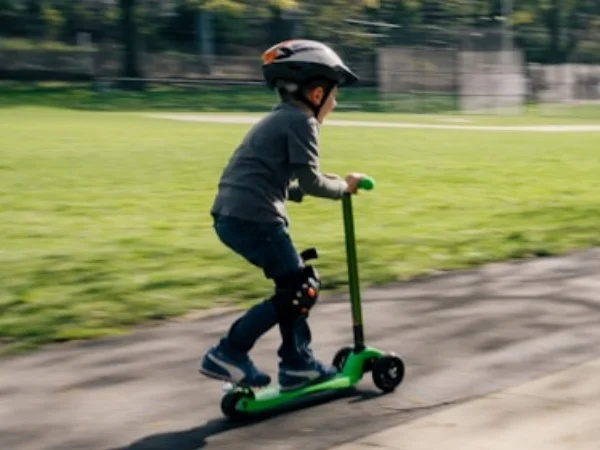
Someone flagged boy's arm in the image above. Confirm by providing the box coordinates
[287,117,348,200]
[294,166,347,199]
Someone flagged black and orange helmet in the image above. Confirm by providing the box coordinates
[261,39,359,89]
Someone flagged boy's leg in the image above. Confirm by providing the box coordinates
[276,310,337,392]
[199,217,280,387]
[249,230,337,391]
[200,216,311,387]
[214,219,305,360]
[200,215,336,389]
[200,298,276,387]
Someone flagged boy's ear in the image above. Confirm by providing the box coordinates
[305,86,324,106]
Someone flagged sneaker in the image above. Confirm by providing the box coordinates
[199,346,271,388]
[278,358,338,392]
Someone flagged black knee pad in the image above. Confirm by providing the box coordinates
[270,266,321,323]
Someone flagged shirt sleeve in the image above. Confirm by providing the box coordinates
[287,115,347,199]
[287,116,320,168]
[295,166,347,200]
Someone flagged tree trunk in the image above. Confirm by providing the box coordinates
[119,0,144,90]
[196,9,214,74]
[544,0,563,63]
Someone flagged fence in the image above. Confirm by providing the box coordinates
[1,5,599,118]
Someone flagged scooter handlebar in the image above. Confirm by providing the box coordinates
[358,176,375,191]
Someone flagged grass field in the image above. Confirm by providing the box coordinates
[2,102,600,354]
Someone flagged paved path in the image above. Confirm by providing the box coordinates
[147,113,600,132]
[1,248,600,450]
[330,356,600,450]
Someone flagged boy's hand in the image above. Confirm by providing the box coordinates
[344,173,366,194]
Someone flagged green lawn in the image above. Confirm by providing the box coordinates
[2,106,600,354]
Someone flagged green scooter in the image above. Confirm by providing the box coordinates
[219,176,405,419]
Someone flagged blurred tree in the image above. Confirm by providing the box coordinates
[60,0,93,42]
[95,1,120,42]
[24,0,43,38]
[1,0,600,66]
[119,0,144,88]
[299,0,375,49]
[41,1,64,41]
[513,0,599,63]
[0,0,24,36]
[266,0,300,44]
[183,0,245,58]
[137,0,168,52]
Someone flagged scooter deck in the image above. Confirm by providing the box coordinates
[229,346,386,414]
[250,373,353,405]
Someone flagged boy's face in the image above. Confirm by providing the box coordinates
[306,85,338,123]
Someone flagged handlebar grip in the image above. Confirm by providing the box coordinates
[358,176,375,191]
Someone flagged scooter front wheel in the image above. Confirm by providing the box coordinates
[372,354,405,393]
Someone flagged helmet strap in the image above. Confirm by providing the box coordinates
[276,78,336,119]
[295,81,335,120]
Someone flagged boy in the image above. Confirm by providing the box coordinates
[200,39,367,391]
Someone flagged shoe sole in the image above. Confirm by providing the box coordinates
[199,367,234,383]
[199,368,270,390]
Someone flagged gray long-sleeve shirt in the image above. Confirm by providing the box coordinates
[211,102,347,225]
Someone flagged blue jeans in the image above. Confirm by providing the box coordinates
[213,214,314,366]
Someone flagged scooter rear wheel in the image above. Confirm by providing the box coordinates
[221,391,252,421]
[372,355,405,393]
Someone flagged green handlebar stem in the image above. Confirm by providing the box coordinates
[358,176,375,191]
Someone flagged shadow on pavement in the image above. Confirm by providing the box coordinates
[112,387,373,450]
[111,416,255,450]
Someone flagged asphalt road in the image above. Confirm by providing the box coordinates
[2,248,600,450]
